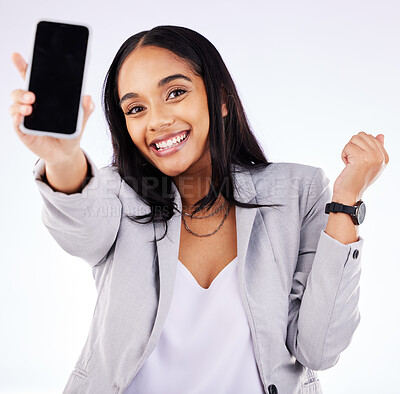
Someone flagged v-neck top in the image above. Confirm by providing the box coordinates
[125,256,265,393]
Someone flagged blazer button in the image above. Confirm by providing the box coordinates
[268,384,278,394]
[353,249,359,259]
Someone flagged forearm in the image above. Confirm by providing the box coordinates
[324,193,360,245]
[34,150,122,268]
[44,149,89,194]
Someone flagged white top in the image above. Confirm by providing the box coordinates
[125,256,265,394]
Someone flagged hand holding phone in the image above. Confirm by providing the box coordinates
[22,21,90,138]
[9,52,94,166]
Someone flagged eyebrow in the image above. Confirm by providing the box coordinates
[119,74,192,106]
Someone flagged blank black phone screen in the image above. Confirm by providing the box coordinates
[24,21,89,134]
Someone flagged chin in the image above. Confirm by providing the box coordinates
[157,162,191,178]
[160,167,186,178]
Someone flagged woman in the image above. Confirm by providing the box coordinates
[10,25,389,394]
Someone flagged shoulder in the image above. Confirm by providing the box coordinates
[83,162,124,200]
[82,149,123,194]
[98,164,122,187]
[247,162,330,202]
[98,164,151,212]
[250,161,321,179]
[98,164,121,180]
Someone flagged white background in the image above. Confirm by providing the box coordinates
[0,0,399,393]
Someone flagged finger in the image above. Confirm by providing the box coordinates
[349,133,373,152]
[12,113,26,139]
[363,132,388,164]
[357,132,386,161]
[81,95,95,131]
[10,89,35,105]
[341,141,364,165]
[12,113,37,147]
[376,134,384,145]
[356,132,388,166]
[373,134,389,164]
[9,103,33,117]
[11,52,28,80]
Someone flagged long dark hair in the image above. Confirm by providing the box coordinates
[103,25,281,241]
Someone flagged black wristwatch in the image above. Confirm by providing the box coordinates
[325,199,366,225]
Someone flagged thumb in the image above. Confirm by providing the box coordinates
[11,52,28,80]
[81,95,95,132]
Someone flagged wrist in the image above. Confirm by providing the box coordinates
[44,149,88,194]
[45,148,84,169]
[331,192,359,206]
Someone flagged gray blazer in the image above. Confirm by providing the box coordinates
[32,150,364,394]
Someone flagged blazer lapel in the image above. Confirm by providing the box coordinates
[231,164,258,271]
[150,184,182,348]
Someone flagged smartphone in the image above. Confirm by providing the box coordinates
[21,20,90,139]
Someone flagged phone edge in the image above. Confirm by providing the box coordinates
[21,18,92,140]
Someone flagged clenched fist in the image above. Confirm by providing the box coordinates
[333,132,389,201]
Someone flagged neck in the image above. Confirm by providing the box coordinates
[172,158,221,213]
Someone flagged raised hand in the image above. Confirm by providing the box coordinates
[9,52,95,166]
[333,131,389,201]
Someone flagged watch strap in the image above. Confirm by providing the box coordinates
[324,201,357,215]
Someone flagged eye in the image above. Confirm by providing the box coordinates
[124,88,187,116]
[125,105,145,116]
[168,88,187,99]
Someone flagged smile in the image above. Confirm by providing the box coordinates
[150,130,190,157]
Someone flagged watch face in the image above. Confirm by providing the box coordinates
[357,202,366,224]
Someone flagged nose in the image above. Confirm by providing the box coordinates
[147,102,174,132]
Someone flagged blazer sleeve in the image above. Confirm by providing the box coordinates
[286,167,364,371]
[32,149,122,268]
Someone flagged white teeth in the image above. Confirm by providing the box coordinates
[154,131,188,151]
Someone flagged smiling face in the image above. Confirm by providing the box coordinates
[118,45,225,178]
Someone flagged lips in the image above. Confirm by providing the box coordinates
[149,130,190,149]
[149,130,191,157]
